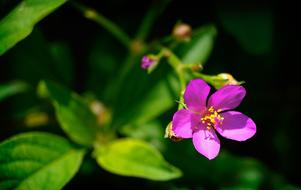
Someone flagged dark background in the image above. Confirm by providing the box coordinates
[1,0,300,189]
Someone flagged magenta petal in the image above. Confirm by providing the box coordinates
[172,109,196,138]
[208,85,246,111]
[184,79,210,113]
[192,128,220,160]
[217,111,256,141]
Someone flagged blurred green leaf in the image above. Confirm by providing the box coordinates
[49,42,75,86]
[112,67,179,129]
[0,132,85,190]
[128,74,178,125]
[9,30,74,86]
[178,25,217,64]
[0,0,67,55]
[218,9,273,55]
[121,120,165,150]
[0,81,29,102]
[38,80,97,146]
[95,138,182,181]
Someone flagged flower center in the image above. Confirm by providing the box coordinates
[200,106,224,130]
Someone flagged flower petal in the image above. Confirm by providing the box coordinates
[208,85,246,111]
[184,79,210,113]
[192,128,220,160]
[216,111,256,141]
[172,109,197,138]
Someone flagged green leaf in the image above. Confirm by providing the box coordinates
[95,138,182,181]
[112,68,179,128]
[120,120,165,150]
[38,80,97,146]
[0,81,29,102]
[126,74,178,125]
[0,0,67,55]
[0,132,85,190]
[49,42,75,86]
[179,25,217,65]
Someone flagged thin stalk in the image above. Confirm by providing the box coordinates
[70,1,131,48]
[135,0,171,41]
[162,48,186,109]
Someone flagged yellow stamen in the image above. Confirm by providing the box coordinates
[200,106,224,130]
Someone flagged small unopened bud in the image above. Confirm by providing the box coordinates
[172,23,192,42]
[24,112,49,127]
[217,73,240,85]
[141,56,157,70]
[191,64,203,71]
[212,73,244,89]
[90,101,111,126]
[164,122,183,142]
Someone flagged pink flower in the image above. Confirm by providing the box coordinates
[172,79,256,160]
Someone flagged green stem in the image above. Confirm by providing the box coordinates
[107,0,171,102]
[192,72,214,81]
[70,1,131,48]
[118,0,171,77]
[135,0,171,41]
[162,48,186,109]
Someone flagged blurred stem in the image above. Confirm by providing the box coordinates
[107,0,171,103]
[70,1,131,48]
[118,0,171,77]
[135,0,171,41]
[162,48,186,109]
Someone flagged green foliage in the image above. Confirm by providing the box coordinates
[0,0,298,188]
[38,80,98,146]
[0,81,29,102]
[49,42,75,86]
[178,25,217,64]
[0,132,85,190]
[95,138,182,181]
[8,30,74,86]
[0,0,67,55]
[111,65,179,128]
[121,120,165,150]
[218,9,273,55]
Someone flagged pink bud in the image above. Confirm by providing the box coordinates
[141,56,156,70]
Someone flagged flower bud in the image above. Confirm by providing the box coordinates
[217,73,240,85]
[172,23,192,42]
[141,55,157,70]
[212,73,244,89]
[164,122,183,142]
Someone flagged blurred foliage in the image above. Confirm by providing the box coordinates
[37,80,98,146]
[177,25,217,65]
[0,0,300,189]
[0,81,28,102]
[217,7,273,55]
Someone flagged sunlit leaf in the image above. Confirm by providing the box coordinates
[38,80,97,146]
[0,132,85,190]
[0,0,67,55]
[95,138,182,181]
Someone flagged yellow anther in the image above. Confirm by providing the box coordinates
[200,106,224,130]
[208,106,214,112]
